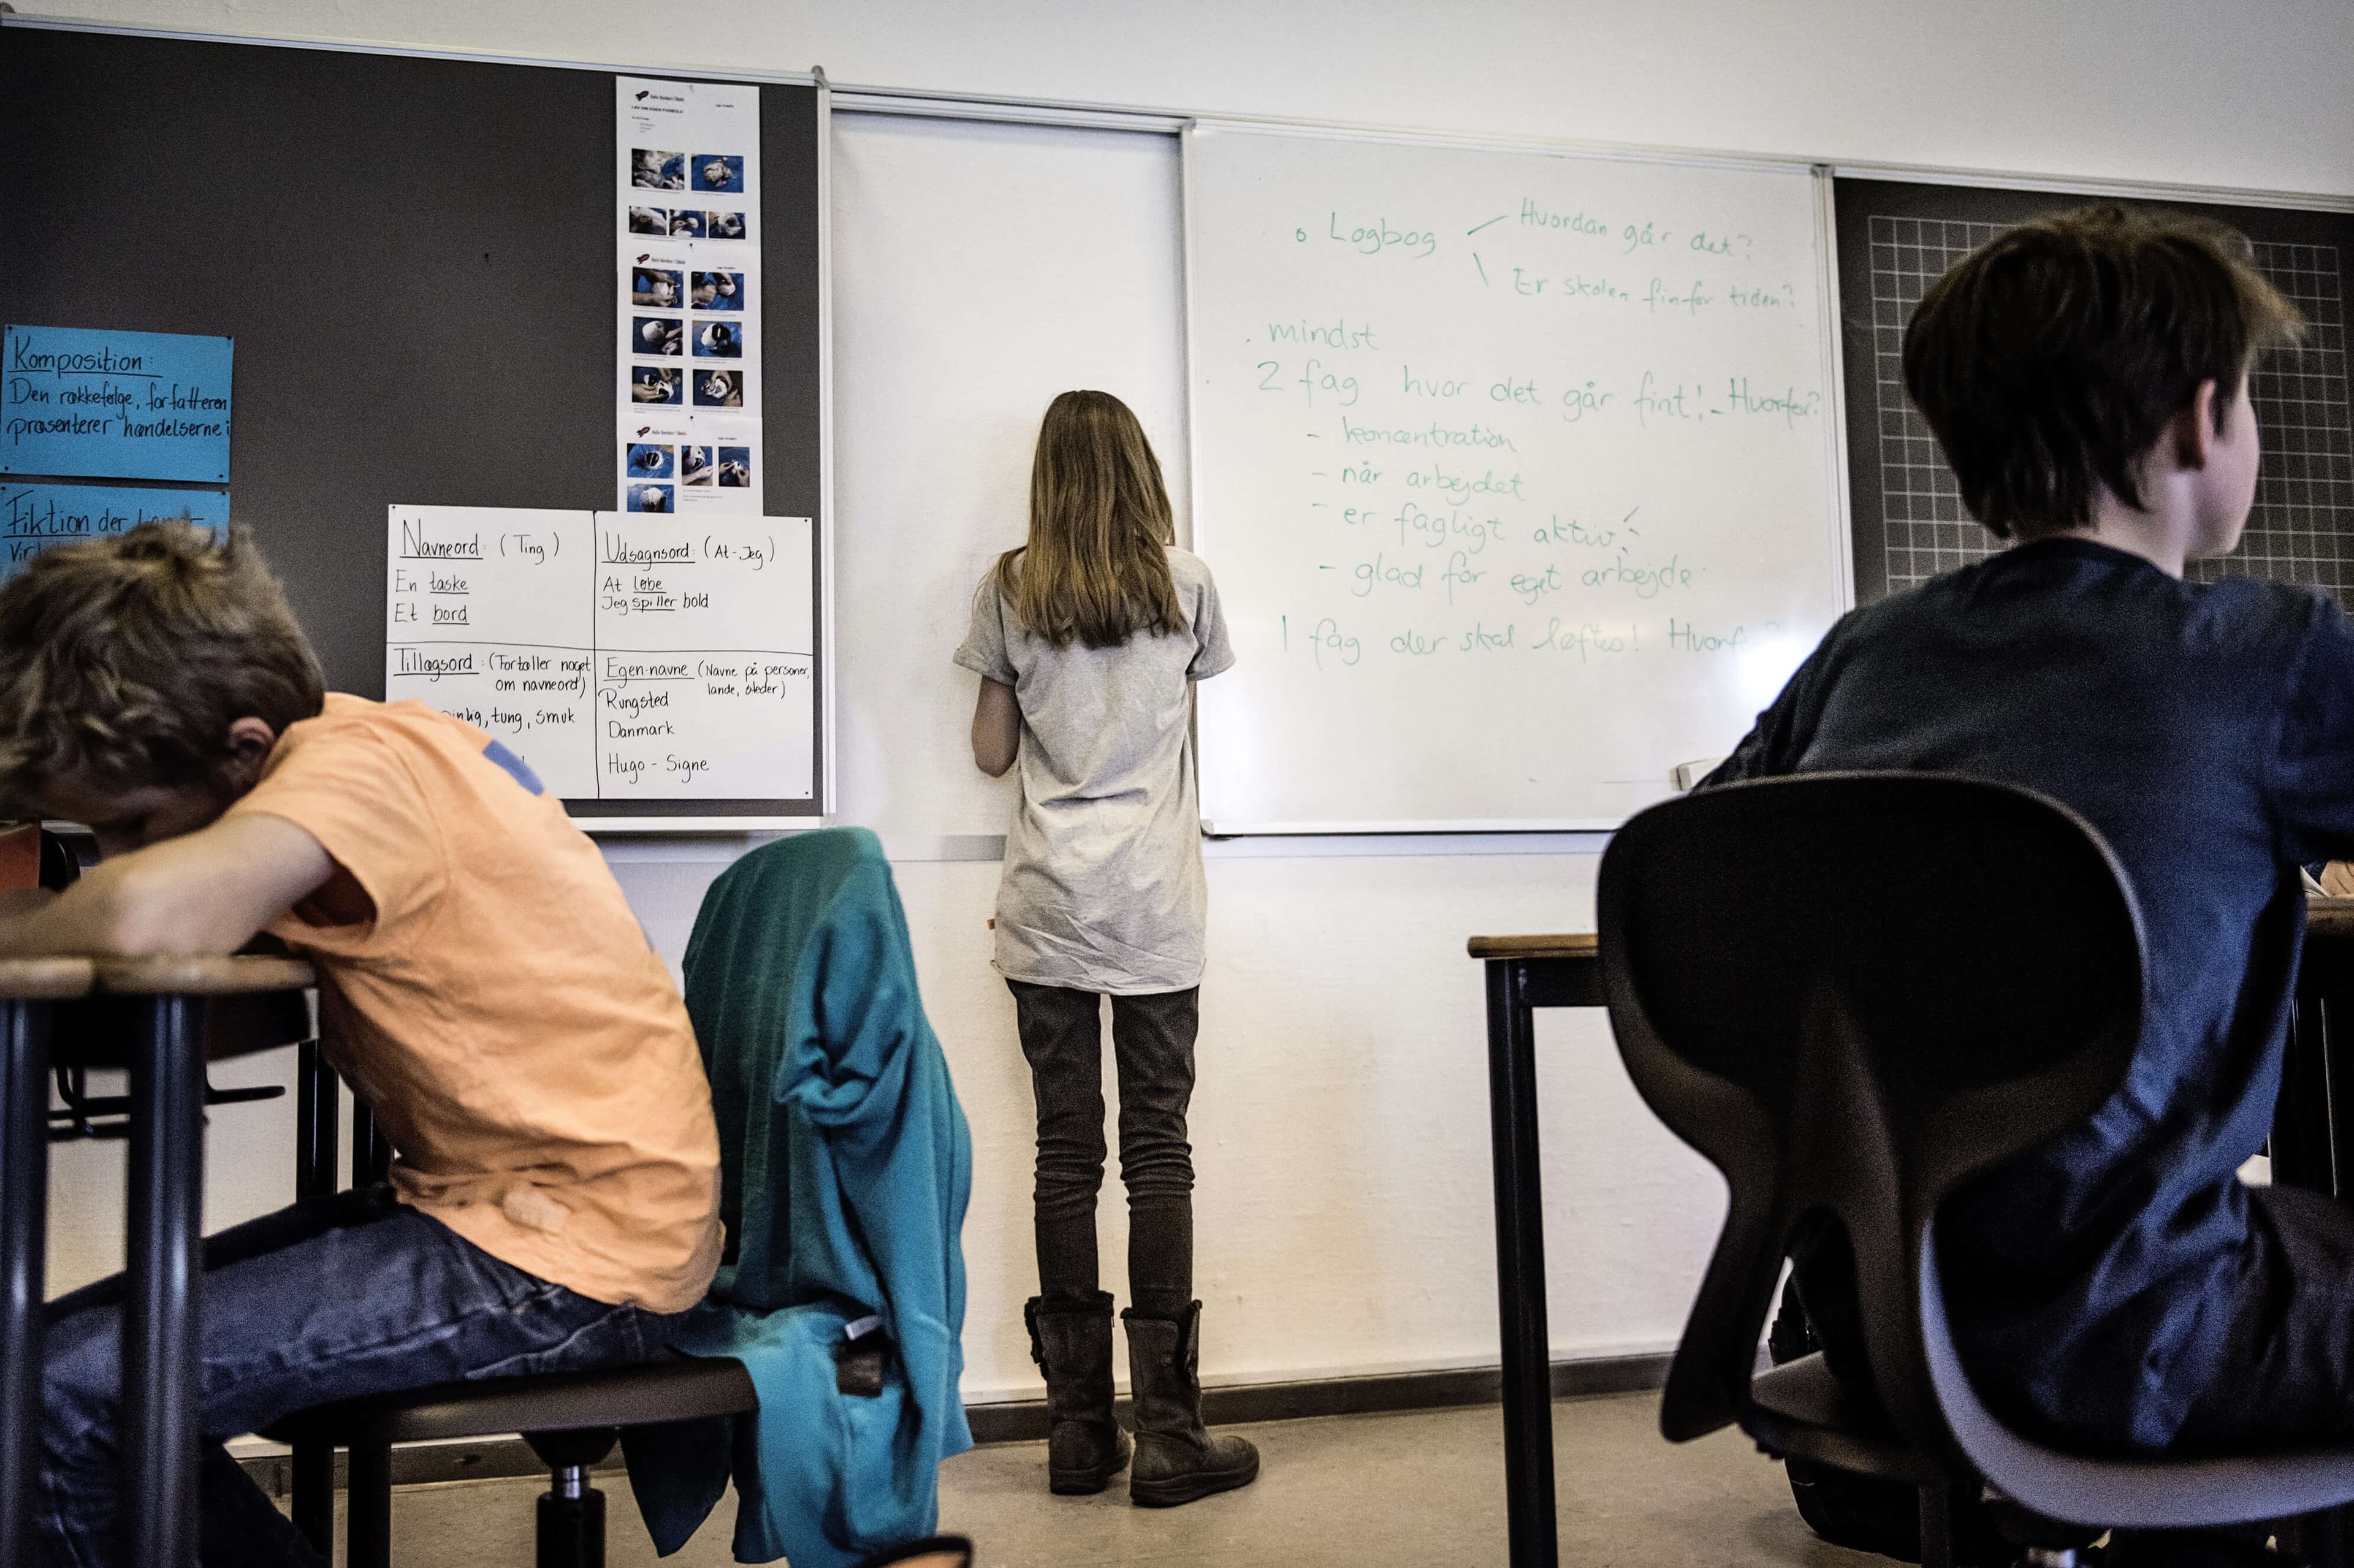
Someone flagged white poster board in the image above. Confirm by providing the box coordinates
[385,503,815,803]
[1185,124,1849,832]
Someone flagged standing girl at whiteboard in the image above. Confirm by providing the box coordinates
[954,389,1254,1507]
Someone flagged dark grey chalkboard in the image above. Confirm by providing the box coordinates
[1834,178,2354,611]
[0,21,825,818]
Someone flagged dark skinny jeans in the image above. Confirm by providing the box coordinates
[1008,980,1197,1316]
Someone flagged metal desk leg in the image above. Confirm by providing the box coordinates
[348,1438,394,1568]
[294,1038,339,1201]
[124,994,207,1566]
[1485,959,1558,1568]
[2277,994,2339,1193]
[1,997,53,1567]
[2316,993,2354,1204]
[290,1040,340,1553]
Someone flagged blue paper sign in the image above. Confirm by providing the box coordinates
[2,325,233,482]
[1,482,227,582]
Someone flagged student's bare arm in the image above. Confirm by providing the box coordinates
[972,677,1020,777]
[0,815,334,957]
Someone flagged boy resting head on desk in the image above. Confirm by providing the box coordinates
[0,520,721,1568]
[1704,206,2342,1563]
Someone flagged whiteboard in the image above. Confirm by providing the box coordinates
[1186,124,1849,832]
[829,112,1189,847]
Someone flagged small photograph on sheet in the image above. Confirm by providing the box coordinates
[691,154,744,194]
[631,316,682,356]
[691,270,744,311]
[668,210,705,239]
[717,447,752,489]
[682,446,714,485]
[694,368,742,408]
[631,366,682,405]
[626,483,673,513]
[631,148,685,189]
[704,210,748,241]
[625,443,674,479]
[627,205,668,235]
[631,267,682,309]
[693,320,744,359]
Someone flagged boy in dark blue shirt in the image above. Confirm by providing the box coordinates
[1711,207,2337,1555]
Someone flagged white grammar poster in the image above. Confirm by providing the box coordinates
[385,504,815,802]
[617,77,761,518]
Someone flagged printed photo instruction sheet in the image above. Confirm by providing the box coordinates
[616,77,761,519]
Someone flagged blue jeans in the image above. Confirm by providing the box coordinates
[38,1186,676,1567]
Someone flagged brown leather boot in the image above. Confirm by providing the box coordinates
[1026,1293,1132,1494]
[1121,1301,1260,1507]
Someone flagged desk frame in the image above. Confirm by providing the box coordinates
[1,968,80,1568]
[0,957,311,1566]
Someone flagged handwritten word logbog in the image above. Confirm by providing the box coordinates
[2,483,229,581]
[385,505,813,801]
[1184,126,1846,831]
[2,325,232,482]
[616,77,762,519]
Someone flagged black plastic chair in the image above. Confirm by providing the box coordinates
[262,1092,758,1568]
[267,1350,756,1568]
[1598,772,2354,1567]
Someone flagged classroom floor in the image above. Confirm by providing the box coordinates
[330,1391,1880,1567]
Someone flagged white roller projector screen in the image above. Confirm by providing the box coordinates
[1185,123,1849,832]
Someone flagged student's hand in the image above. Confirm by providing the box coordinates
[0,813,334,958]
[2323,863,2354,899]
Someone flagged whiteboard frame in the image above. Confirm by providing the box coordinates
[1813,167,1860,616]
[1180,118,1855,835]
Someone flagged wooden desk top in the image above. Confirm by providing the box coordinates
[0,956,97,1000]
[91,954,315,997]
[1467,932,1599,961]
[1472,901,2354,964]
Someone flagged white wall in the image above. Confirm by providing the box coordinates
[44,0,2354,198]
[41,0,2354,1404]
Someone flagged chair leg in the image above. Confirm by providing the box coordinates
[289,1439,334,1555]
[525,1428,619,1568]
[1918,1479,1954,1568]
[537,1466,607,1568]
[346,1439,393,1568]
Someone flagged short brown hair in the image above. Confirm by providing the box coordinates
[1902,204,2304,539]
[997,389,1186,649]
[0,520,324,808]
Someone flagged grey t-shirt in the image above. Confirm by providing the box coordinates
[953,547,1235,994]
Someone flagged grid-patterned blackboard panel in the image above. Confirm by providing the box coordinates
[1835,181,2354,609]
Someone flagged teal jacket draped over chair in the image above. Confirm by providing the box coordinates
[625,828,974,1566]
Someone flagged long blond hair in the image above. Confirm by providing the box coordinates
[996,390,1184,649]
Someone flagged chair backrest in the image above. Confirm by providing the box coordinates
[1598,773,2144,1471]
[680,825,904,1291]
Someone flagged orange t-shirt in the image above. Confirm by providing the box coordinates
[226,695,722,1312]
